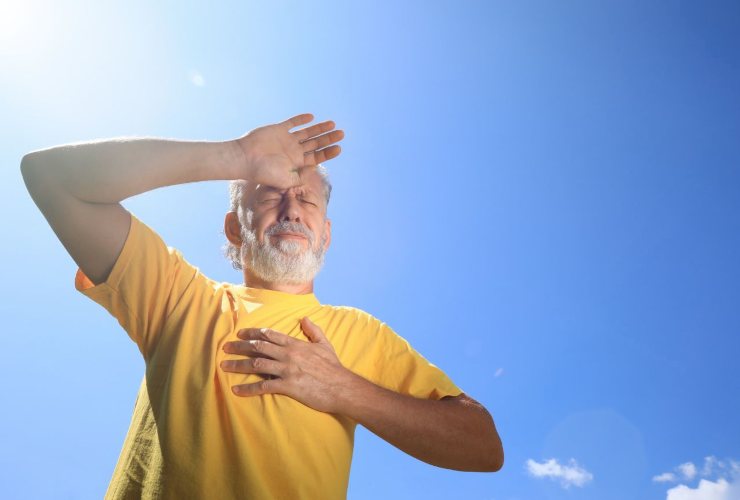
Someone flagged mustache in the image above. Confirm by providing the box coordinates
[264,221,315,242]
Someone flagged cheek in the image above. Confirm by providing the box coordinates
[256,227,271,244]
[314,225,329,249]
[247,212,273,241]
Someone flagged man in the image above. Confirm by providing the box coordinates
[21,114,503,499]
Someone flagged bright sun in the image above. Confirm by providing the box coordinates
[0,0,51,59]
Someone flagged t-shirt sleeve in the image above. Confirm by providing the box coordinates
[369,322,464,400]
[74,213,199,360]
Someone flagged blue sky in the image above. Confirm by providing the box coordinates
[1,1,739,499]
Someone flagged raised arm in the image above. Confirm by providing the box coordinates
[20,114,343,284]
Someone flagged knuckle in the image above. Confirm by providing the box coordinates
[251,357,264,370]
[250,340,262,352]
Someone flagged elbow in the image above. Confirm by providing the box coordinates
[20,153,55,211]
[21,152,53,200]
[489,442,504,472]
[21,149,53,175]
[20,154,38,192]
[481,435,504,472]
[459,438,503,472]
[451,395,504,472]
[459,424,503,472]
[21,151,40,170]
[20,153,42,186]
[20,153,32,175]
[474,405,504,472]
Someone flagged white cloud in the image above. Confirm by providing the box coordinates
[679,462,698,481]
[704,457,720,477]
[494,367,504,378]
[655,472,679,483]
[525,458,593,489]
[657,459,726,484]
[659,457,740,500]
[666,478,731,500]
[188,70,205,87]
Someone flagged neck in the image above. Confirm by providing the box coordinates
[243,271,315,295]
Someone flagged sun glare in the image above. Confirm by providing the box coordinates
[0,0,53,59]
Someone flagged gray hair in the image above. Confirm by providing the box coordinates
[223,165,332,270]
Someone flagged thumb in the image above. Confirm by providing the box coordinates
[300,317,328,344]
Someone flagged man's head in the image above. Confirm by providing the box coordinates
[224,166,332,286]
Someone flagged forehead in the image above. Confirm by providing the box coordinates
[245,169,326,201]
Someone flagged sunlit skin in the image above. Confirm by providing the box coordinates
[234,113,343,191]
[224,168,332,295]
[220,119,503,471]
[22,112,503,472]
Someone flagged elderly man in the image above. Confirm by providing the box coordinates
[21,114,503,499]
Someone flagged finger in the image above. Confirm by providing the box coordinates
[232,378,283,397]
[220,357,283,376]
[304,145,342,166]
[300,317,329,344]
[223,339,285,361]
[282,113,314,130]
[295,120,336,142]
[237,327,292,346]
[301,130,345,153]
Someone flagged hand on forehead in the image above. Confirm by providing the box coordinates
[249,168,326,202]
[254,183,314,195]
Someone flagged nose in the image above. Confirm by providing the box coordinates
[278,195,302,222]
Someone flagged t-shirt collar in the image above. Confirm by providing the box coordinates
[237,286,320,307]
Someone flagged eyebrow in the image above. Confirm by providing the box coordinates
[254,185,320,200]
[255,187,281,196]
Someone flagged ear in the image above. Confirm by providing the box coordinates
[224,211,243,246]
[323,218,332,251]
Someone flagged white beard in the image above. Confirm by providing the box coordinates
[241,220,327,285]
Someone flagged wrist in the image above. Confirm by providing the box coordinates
[331,368,378,419]
[226,138,253,180]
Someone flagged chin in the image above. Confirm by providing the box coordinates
[274,241,307,254]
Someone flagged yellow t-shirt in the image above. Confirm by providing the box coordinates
[76,214,462,500]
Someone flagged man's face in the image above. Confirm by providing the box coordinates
[239,169,331,284]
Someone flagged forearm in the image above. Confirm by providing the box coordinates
[21,137,243,203]
[336,371,504,472]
